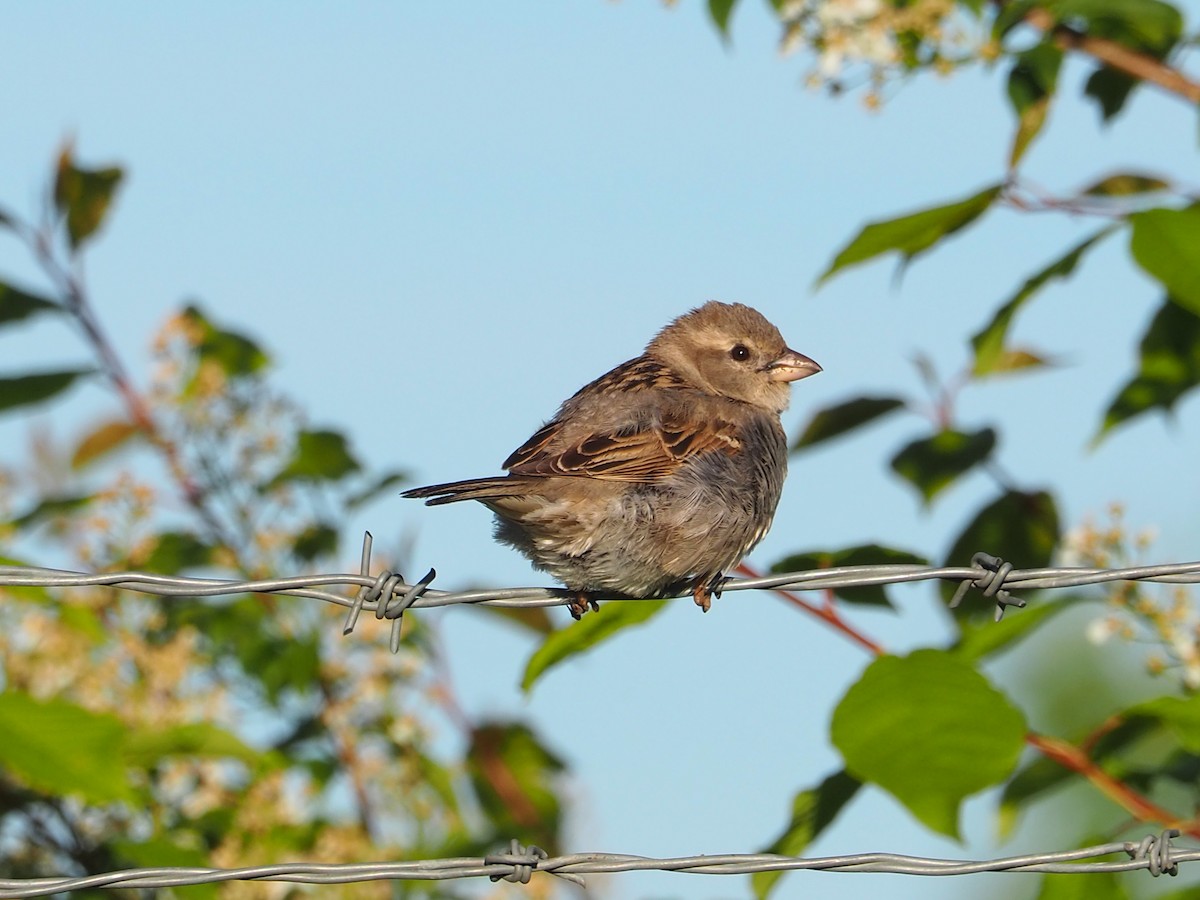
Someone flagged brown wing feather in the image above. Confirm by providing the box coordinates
[499,354,742,484]
[506,413,741,483]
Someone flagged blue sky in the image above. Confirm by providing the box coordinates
[2,4,1198,898]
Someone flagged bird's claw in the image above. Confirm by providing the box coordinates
[691,573,726,612]
[568,593,601,620]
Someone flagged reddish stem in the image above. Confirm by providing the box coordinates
[1020,5,1200,106]
[736,561,1194,831]
[735,562,885,656]
[32,226,238,555]
[1025,732,1200,838]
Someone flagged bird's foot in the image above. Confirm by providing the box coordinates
[567,593,601,620]
[691,573,726,613]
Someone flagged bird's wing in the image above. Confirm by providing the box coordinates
[503,410,742,483]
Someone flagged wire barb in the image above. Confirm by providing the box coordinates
[0,834,1195,895]
[949,552,1024,620]
[341,533,437,650]
[4,535,1200,652]
[1127,829,1180,877]
[483,840,581,886]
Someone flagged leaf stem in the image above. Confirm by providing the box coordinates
[1021,5,1200,106]
[737,557,1194,832]
[735,562,886,656]
[27,220,241,556]
[1025,731,1200,838]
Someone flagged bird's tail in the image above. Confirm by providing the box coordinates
[401,476,536,506]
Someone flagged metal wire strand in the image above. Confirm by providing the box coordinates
[3,533,1199,641]
[3,544,1199,893]
[0,833,1193,896]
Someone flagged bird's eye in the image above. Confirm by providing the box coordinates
[730,344,751,362]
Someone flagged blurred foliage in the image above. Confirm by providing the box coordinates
[3,0,1200,895]
[0,146,565,895]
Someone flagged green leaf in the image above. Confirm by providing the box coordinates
[253,632,322,702]
[998,755,1075,836]
[72,418,140,469]
[708,0,738,37]
[59,602,107,643]
[166,596,321,701]
[1037,869,1130,900]
[0,368,93,413]
[831,649,1026,838]
[971,227,1116,377]
[1151,883,1200,900]
[292,521,339,561]
[0,281,62,326]
[791,396,907,451]
[1006,43,1062,167]
[124,722,271,769]
[54,146,124,249]
[0,556,57,605]
[1007,43,1062,115]
[770,544,928,608]
[477,603,556,635]
[112,838,215,894]
[994,0,1039,38]
[752,771,861,899]
[1046,0,1183,56]
[890,428,996,505]
[1010,96,1050,170]
[521,600,667,692]
[1081,172,1170,197]
[468,721,565,853]
[1128,694,1200,752]
[11,493,93,528]
[941,490,1059,611]
[1130,205,1200,315]
[345,469,409,510]
[1084,65,1138,122]
[951,594,1079,662]
[271,429,361,485]
[145,531,214,574]
[181,305,270,377]
[1097,298,1200,440]
[0,692,134,803]
[981,348,1056,376]
[818,185,1001,284]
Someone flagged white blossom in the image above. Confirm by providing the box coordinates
[1086,615,1121,645]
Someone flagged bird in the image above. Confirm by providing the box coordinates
[402,301,821,618]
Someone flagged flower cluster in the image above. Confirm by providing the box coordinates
[1066,504,1200,691]
[777,0,980,104]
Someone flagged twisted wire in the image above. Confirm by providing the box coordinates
[3,544,1198,893]
[2,533,1198,641]
[0,832,1192,897]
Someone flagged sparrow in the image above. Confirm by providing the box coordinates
[402,301,821,618]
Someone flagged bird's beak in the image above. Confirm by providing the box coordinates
[765,348,822,383]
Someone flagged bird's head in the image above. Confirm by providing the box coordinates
[647,301,820,413]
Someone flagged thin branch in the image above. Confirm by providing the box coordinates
[1026,732,1200,839]
[318,679,379,840]
[734,562,886,655]
[1022,5,1200,105]
[26,221,242,558]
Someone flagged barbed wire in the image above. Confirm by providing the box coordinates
[3,532,1200,651]
[4,546,1199,894]
[0,832,1193,896]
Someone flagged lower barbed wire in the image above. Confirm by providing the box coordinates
[0,834,1195,897]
